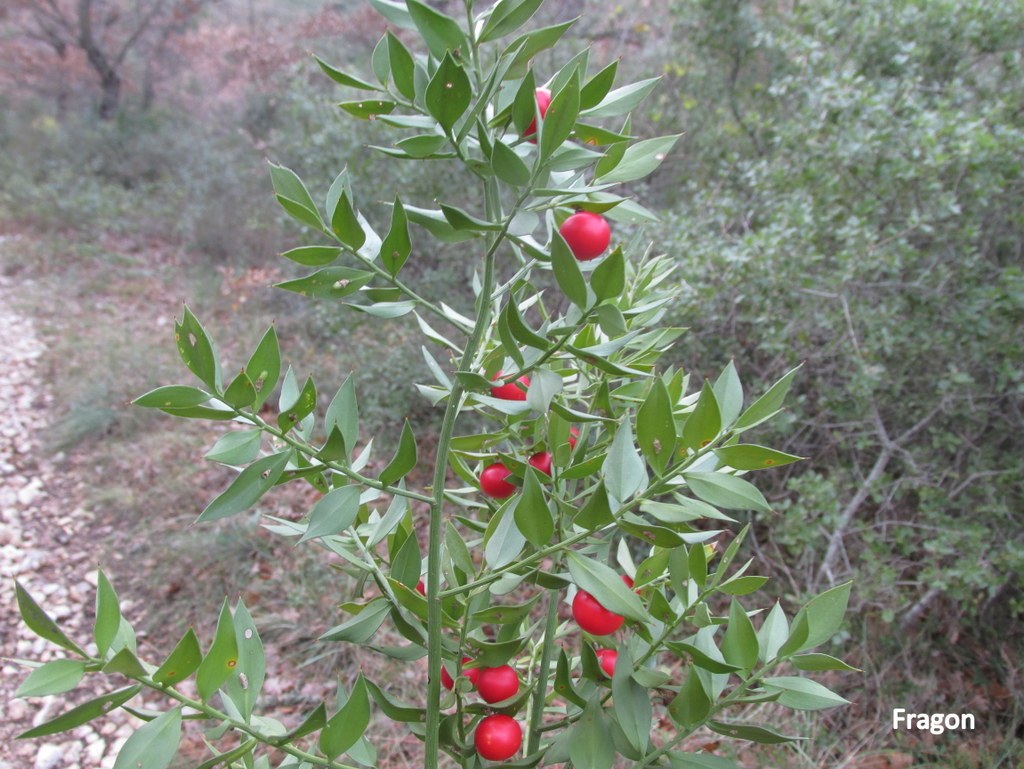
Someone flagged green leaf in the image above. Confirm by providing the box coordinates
[18,685,141,739]
[222,371,257,409]
[581,77,660,119]
[668,670,710,729]
[550,230,589,308]
[503,20,576,79]
[153,628,202,686]
[479,0,544,43]
[369,0,415,29]
[683,471,771,513]
[567,552,650,623]
[112,707,182,769]
[597,135,680,183]
[133,385,212,409]
[441,203,503,232]
[365,679,425,723]
[757,602,789,663]
[791,653,860,672]
[193,739,258,769]
[713,361,743,427]
[379,420,418,486]
[196,600,239,702]
[735,364,802,431]
[603,417,648,503]
[394,134,449,158]
[274,267,375,299]
[484,499,527,569]
[540,71,581,163]
[665,642,741,674]
[580,59,618,110]
[386,31,416,100]
[714,444,803,471]
[491,140,532,187]
[15,659,86,698]
[278,375,317,435]
[15,581,86,656]
[94,570,121,659]
[338,99,396,119]
[568,697,615,769]
[612,646,651,753]
[514,468,553,547]
[636,377,676,474]
[299,485,361,544]
[320,675,371,760]
[670,754,744,769]
[425,52,472,135]
[406,0,466,59]
[591,247,625,303]
[708,721,803,744]
[762,677,851,710]
[329,191,366,251]
[505,294,548,349]
[314,56,380,91]
[405,204,478,242]
[174,306,221,392]
[102,648,146,677]
[197,451,291,523]
[793,581,853,652]
[245,326,280,409]
[575,481,614,529]
[682,380,721,452]
[205,430,261,466]
[510,69,538,134]
[718,575,769,596]
[526,367,563,412]
[223,600,265,722]
[325,375,359,459]
[721,599,759,671]
[320,598,391,643]
[268,162,323,231]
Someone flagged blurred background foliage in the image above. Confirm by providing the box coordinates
[1,0,1021,765]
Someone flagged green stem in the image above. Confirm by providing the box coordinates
[526,588,561,754]
[138,677,358,769]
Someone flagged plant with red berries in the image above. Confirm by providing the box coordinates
[13,2,854,768]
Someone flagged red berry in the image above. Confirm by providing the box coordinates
[474,714,522,762]
[490,371,530,401]
[476,664,519,703]
[572,589,624,635]
[524,87,552,141]
[567,427,580,449]
[528,451,552,476]
[621,575,634,589]
[442,656,478,690]
[416,579,426,596]
[560,211,611,261]
[480,463,516,498]
[595,648,618,677]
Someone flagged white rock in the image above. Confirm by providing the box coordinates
[85,740,106,765]
[34,744,63,769]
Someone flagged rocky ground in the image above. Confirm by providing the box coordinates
[0,264,137,768]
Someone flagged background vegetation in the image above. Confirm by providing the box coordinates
[2,0,1021,766]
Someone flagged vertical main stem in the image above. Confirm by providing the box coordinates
[526,588,561,754]
[424,176,503,769]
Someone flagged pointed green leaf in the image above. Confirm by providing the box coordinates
[426,52,472,134]
[591,247,625,303]
[735,364,802,431]
[268,163,323,231]
[791,653,861,672]
[386,31,416,100]
[550,230,588,308]
[18,685,141,739]
[567,552,650,623]
[794,581,853,652]
[513,468,553,547]
[278,375,317,434]
[320,675,371,759]
[568,696,615,769]
[15,659,86,698]
[174,306,220,392]
[713,361,743,427]
[637,377,676,474]
[196,600,239,702]
[94,570,121,659]
[193,738,258,769]
[314,56,380,91]
[491,140,532,187]
[721,599,759,671]
[299,485,361,544]
[222,600,265,722]
[708,721,803,744]
[133,386,212,409]
[245,326,280,409]
[597,134,680,184]
[197,451,291,523]
[325,375,359,460]
[222,371,257,409]
[581,77,660,119]
[274,267,374,299]
[540,71,581,163]
[153,628,202,686]
[479,0,543,43]
[112,707,182,769]
[329,192,366,251]
[580,59,618,110]
[612,645,651,753]
[320,598,391,643]
[484,499,527,570]
[668,670,710,729]
[682,380,721,451]
[379,420,418,486]
[338,99,396,120]
[406,0,466,59]
[683,471,770,513]
[15,581,86,656]
[205,430,261,466]
[603,418,647,503]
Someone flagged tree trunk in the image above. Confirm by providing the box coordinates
[98,69,121,119]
